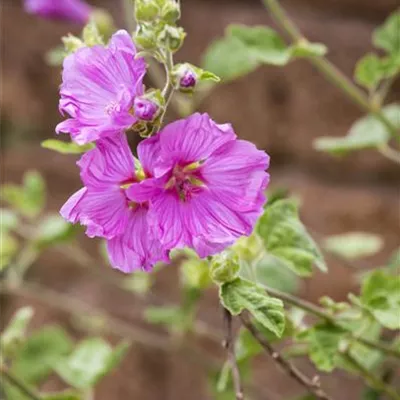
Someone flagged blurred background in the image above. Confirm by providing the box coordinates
[1,0,399,399]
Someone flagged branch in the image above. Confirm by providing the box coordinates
[0,365,41,400]
[262,0,400,143]
[261,284,400,359]
[240,313,332,400]
[222,308,244,400]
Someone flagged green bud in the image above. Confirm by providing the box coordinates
[232,234,264,262]
[161,1,181,24]
[82,20,104,46]
[91,9,115,40]
[210,251,240,284]
[135,0,160,22]
[157,25,186,52]
[62,34,85,54]
[135,24,157,50]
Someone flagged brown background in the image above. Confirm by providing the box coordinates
[1,0,399,398]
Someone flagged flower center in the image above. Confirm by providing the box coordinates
[165,162,205,202]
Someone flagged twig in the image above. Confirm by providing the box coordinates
[240,313,332,400]
[222,308,244,400]
[261,284,400,359]
[0,365,41,400]
[341,351,400,400]
[262,0,400,143]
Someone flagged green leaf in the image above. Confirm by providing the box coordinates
[179,249,212,289]
[210,252,240,284]
[1,307,34,357]
[55,338,129,389]
[360,270,400,329]
[323,232,383,260]
[220,278,285,337]
[291,41,328,58]
[373,11,400,55]
[235,328,262,362]
[0,233,19,270]
[12,326,73,384]
[144,306,185,328]
[41,139,95,155]
[34,214,77,249]
[42,391,82,400]
[298,323,344,372]
[314,103,400,154]
[257,199,326,276]
[1,171,46,218]
[0,209,18,232]
[228,25,291,65]
[355,53,385,89]
[202,36,260,81]
[387,247,400,269]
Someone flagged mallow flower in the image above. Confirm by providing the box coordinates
[56,30,146,145]
[60,133,168,272]
[24,0,91,24]
[127,113,270,258]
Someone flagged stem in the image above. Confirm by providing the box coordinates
[341,352,400,400]
[262,0,400,141]
[222,308,244,400]
[261,284,400,359]
[240,313,332,400]
[378,144,400,165]
[0,365,41,400]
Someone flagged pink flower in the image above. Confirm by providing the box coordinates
[60,133,168,272]
[24,0,91,24]
[56,30,146,145]
[128,113,270,258]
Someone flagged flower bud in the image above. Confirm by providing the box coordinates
[62,34,85,54]
[161,1,180,24]
[134,97,159,121]
[210,251,240,284]
[135,0,160,22]
[157,25,186,52]
[91,9,115,39]
[173,64,198,93]
[135,24,157,49]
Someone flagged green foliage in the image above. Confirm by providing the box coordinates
[144,306,185,327]
[257,199,326,276]
[55,338,129,389]
[34,214,78,249]
[323,232,383,260]
[179,249,212,289]
[373,11,400,55]
[42,391,82,400]
[1,307,34,358]
[291,40,327,58]
[359,270,400,330]
[297,323,345,372]
[203,25,291,81]
[12,326,73,384]
[355,53,387,90]
[314,103,400,154]
[121,271,153,295]
[1,171,46,219]
[210,252,240,284]
[219,278,285,337]
[0,232,19,270]
[41,139,95,155]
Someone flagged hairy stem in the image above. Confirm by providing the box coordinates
[222,308,244,400]
[261,284,400,359]
[262,0,400,142]
[0,365,41,400]
[240,313,332,400]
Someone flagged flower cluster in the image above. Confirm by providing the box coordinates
[56,31,270,273]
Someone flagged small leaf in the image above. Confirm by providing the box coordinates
[12,326,73,384]
[257,199,326,276]
[34,214,77,249]
[360,270,400,329]
[355,53,385,89]
[298,323,344,372]
[220,278,285,337]
[1,307,34,357]
[202,36,260,81]
[0,233,19,270]
[41,139,95,155]
[314,103,400,154]
[228,25,291,65]
[373,10,400,55]
[291,41,328,58]
[0,209,18,232]
[55,338,129,389]
[323,232,383,260]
